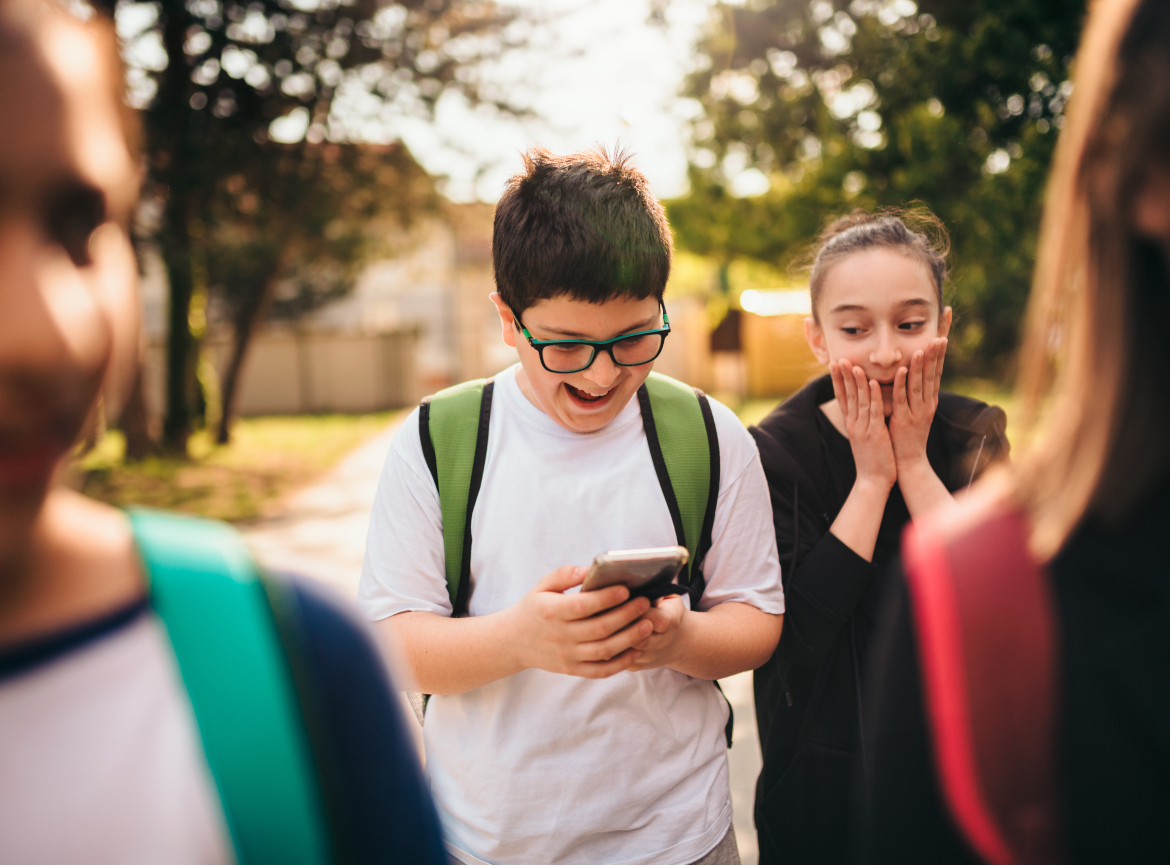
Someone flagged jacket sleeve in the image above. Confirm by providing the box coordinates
[764,462,876,671]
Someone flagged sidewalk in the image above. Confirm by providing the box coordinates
[241,415,404,599]
[241,412,761,865]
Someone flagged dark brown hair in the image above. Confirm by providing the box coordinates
[807,207,950,322]
[1011,0,1170,558]
[491,145,673,316]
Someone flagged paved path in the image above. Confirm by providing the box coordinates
[242,414,762,865]
[241,416,404,599]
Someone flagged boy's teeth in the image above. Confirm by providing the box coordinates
[569,384,607,400]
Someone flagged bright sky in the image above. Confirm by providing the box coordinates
[395,0,716,202]
[116,0,717,203]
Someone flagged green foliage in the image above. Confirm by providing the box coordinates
[669,0,1087,376]
[115,0,520,446]
[206,141,437,343]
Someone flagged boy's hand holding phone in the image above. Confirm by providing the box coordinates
[505,566,654,679]
[627,595,688,671]
[577,546,691,672]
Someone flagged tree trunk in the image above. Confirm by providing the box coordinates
[155,0,202,455]
[216,272,281,445]
[162,233,195,454]
[120,363,157,461]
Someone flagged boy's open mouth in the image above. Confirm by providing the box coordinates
[565,383,616,407]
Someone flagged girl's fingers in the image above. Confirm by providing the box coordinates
[853,366,870,430]
[922,341,939,407]
[829,360,848,411]
[841,362,859,422]
[868,379,883,427]
[933,338,947,403]
[908,349,924,412]
[892,366,909,414]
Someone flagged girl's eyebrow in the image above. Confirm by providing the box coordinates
[830,298,933,314]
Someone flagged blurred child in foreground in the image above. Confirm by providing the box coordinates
[858,0,1170,861]
[749,210,1008,865]
[0,2,444,861]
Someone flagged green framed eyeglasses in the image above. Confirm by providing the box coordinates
[514,301,671,374]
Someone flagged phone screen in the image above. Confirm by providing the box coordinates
[581,546,688,601]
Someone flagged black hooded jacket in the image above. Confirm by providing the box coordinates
[748,374,1008,865]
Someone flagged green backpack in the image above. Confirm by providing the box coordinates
[417,371,734,745]
[128,508,332,865]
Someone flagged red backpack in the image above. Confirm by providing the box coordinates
[901,496,1064,865]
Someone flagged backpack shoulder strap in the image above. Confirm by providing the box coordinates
[128,508,331,865]
[419,378,493,616]
[901,497,1063,865]
[639,372,729,747]
[639,372,720,608]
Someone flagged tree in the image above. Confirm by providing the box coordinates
[207,140,436,442]
[669,0,1086,376]
[116,0,520,451]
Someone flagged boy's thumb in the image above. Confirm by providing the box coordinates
[535,565,587,593]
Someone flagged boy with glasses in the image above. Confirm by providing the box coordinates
[359,147,785,865]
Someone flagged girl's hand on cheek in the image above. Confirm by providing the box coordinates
[830,360,897,491]
[889,337,947,471]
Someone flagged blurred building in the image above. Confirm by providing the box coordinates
[657,290,825,400]
[138,223,824,424]
[139,202,503,422]
[739,289,826,397]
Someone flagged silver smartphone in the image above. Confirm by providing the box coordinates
[581,546,689,601]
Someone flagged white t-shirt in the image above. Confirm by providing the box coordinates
[358,365,784,865]
[0,611,234,865]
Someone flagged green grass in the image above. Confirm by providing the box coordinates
[74,412,402,523]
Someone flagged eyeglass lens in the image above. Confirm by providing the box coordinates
[541,333,663,373]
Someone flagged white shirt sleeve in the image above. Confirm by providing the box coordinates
[357,407,454,620]
[694,397,785,614]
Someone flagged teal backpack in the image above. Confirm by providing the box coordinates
[417,371,734,745]
[127,508,332,865]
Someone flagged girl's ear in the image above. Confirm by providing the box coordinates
[804,316,830,365]
[489,291,517,348]
[938,306,953,339]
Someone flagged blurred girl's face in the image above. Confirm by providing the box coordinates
[0,15,139,511]
[805,248,952,416]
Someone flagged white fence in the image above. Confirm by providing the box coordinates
[144,328,420,420]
